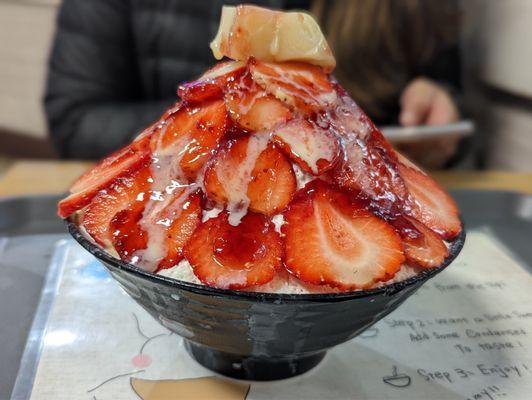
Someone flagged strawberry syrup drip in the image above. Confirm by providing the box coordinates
[132,107,213,271]
[110,207,148,262]
[213,214,267,269]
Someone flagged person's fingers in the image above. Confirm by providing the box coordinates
[399,78,435,126]
[397,78,461,167]
[425,90,460,125]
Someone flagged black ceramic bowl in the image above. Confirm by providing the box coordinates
[68,220,465,381]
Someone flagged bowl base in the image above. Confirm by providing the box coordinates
[185,340,326,381]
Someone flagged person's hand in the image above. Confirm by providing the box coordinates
[399,77,459,126]
[396,77,460,168]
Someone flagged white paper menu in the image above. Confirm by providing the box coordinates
[25,231,531,400]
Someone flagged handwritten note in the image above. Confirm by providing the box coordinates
[27,231,531,400]
[340,230,532,400]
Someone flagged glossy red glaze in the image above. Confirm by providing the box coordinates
[110,205,148,263]
[81,163,152,247]
[327,94,411,217]
[184,212,282,289]
[156,190,203,270]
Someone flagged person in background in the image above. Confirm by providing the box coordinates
[314,0,461,167]
[45,0,461,168]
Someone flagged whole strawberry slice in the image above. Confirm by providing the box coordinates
[399,163,461,239]
[225,75,292,132]
[151,99,228,182]
[80,163,152,247]
[249,59,338,113]
[184,212,282,289]
[272,118,340,175]
[178,61,245,103]
[204,135,296,217]
[58,135,151,218]
[283,181,405,290]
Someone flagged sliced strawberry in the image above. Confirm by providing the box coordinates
[117,185,202,272]
[249,59,338,113]
[283,181,405,290]
[178,61,246,103]
[58,136,151,218]
[329,95,410,216]
[393,216,449,269]
[69,135,150,195]
[80,164,152,247]
[247,144,297,215]
[204,135,296,216]
[151,99,228,181]
[184,212,282,289]
[156,190,203,270]
[199,61,246,82]
[108,187,202,271]
[134,101,183,142]
[395,150,424,173]
[110,206,147,264]
[399,164,461,239]
[58,192,94,220]
[272,118,340,175]
[225,76,292,131]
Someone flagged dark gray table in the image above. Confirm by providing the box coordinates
[1,191,531,399]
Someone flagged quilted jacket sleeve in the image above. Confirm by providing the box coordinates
[44,0,174,159]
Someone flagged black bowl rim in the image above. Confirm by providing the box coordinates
[67,219,465,302]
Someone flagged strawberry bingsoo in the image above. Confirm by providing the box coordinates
[59,5,462,293]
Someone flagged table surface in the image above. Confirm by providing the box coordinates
[1,160,532,197]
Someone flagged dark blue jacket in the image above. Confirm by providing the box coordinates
[45,0,308,158]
